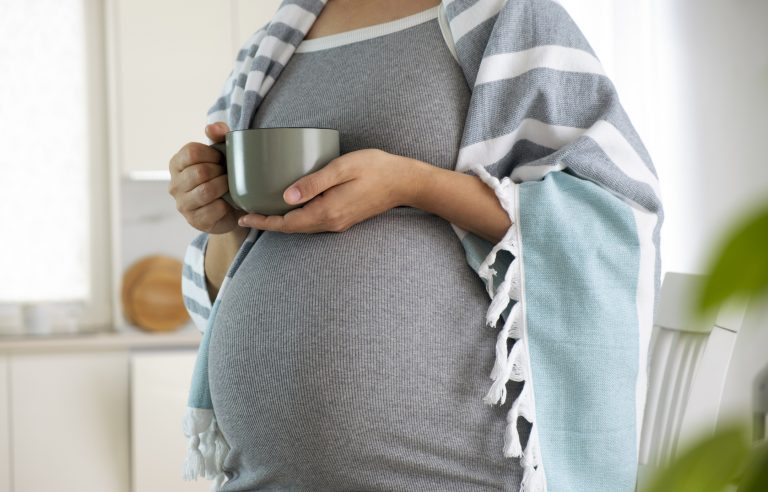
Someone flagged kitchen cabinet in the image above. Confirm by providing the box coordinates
[106,0,282,177]
[0,335,203,492]
[9,351,131,492]
[131,350,209,492]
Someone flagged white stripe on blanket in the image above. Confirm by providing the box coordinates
[474,45,606,86]
[449,0,504,41]
[631,203,659,458]
[273,2,320,32]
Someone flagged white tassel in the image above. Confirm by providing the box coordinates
[477,226,518,296]
[182,407,222,481]
[520,464,542,492]
[503,387,525,458]
[489,301,522,380]
[508,258,522,300]
[470,161,546,491]
[182,434,205,480]
[522,421,542,469]
[215,429,230,472]
[486,257,518,325]
[201,427,217,479]
[501,380,529,458]
[518,381,535,423]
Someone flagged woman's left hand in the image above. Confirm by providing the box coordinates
[237,149,421,233]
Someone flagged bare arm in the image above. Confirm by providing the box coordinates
[234,150,512,244]
[204,227,249,302]
[406,158,512,245]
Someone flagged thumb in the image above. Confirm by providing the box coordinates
[283,165,341,205]
[205,122,230,143]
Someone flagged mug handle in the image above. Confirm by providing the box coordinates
[208,142,240,210]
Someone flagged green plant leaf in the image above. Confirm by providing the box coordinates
[695,202,768,316]
[737,440,768,492]
[643,424,749,492]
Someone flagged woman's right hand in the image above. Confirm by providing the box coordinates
[168,122,246,235]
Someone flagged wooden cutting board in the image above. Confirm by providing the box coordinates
[121,255,190,332]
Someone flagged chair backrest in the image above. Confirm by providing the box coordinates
[636,271,748,491]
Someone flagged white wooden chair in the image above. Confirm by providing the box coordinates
[635,271,748,491]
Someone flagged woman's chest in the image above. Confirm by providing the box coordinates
[250,18,470,171]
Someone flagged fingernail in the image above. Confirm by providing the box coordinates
[238,217,246,226]
[285,187,301,203]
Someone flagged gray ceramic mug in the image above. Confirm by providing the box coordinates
[209,127,340,216]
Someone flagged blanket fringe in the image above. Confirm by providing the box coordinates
[470,163,546,492]
[182,407,230,484]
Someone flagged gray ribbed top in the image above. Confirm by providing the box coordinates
[208,8,528,491]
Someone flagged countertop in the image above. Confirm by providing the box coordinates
[0,326,201,354]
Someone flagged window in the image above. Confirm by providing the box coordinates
[0,0,110,330]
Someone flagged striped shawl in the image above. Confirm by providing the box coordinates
[180,1,664,490]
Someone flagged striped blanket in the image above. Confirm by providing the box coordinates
[180,1,664,490]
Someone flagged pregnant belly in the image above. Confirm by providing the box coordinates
[206,206,520,489]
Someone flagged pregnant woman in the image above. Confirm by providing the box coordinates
[169,0,663,491]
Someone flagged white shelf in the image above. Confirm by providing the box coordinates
[0,328,201,354]
[124,170,172,181]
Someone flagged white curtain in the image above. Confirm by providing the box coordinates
[557,0,704,276]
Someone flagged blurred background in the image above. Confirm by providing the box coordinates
[0,0,766,490]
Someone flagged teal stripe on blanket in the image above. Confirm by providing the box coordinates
[187,298,219,409]
[518,170,640,492]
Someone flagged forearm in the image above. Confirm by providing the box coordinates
[204,227,249,302]
[405,158,512,244]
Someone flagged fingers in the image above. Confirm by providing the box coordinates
[205,122,230,143]
[177,173,229,212]
[240,195,347,234]
[242,209,323,235]
[170,141,223,174]
[172,162,226,195]
[283,158,351,205]
[188,198,230,233]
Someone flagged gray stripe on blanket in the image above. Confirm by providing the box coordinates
[191,232,208,251]
[209,94,232,114]
[265,21,310,48]
[487,0,597,57]
[235,58,285,88]
[239,91,264,129]
[182,263,207,290]
[236,26,269,61]
[461,69,656,173]
[444,0,483,19]
[279,0,325,16]
[482,139,557,177]
[183,295,211,319]
[561,137,663,213]
[454,14,498,85]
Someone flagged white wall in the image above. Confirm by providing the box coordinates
[648,0,768,276]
